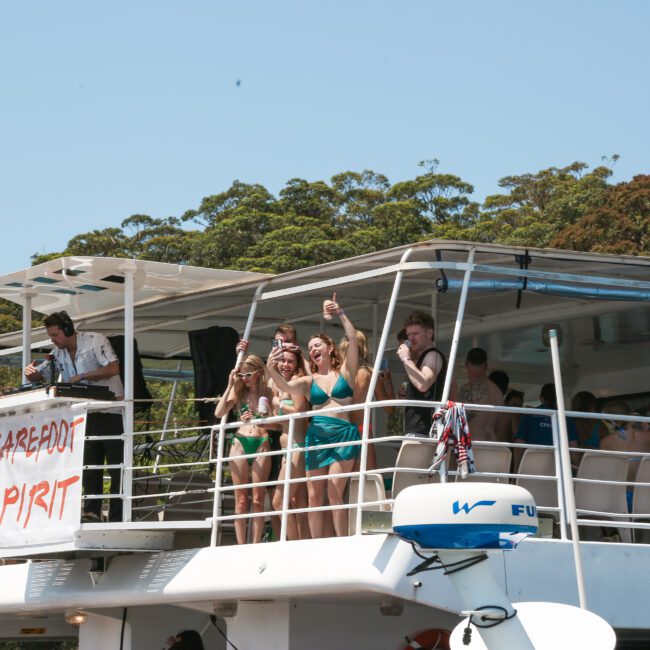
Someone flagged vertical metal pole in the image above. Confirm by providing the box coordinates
[153,360,184,474]
[439,249,475,404]
[549,329,588,609]
[210,422,227,547]
[550,415,568,540]
[122,266,135,522]
[436,249,475,483]
[238,283,268,364]
[21,291,33,383]
[210,283,267,547]
[357,248,413,535]
[371,301,378,435]
[279,417,296,541]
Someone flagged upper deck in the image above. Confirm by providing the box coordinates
[0,242,649,646]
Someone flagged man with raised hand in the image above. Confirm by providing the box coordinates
[397,310,450,438]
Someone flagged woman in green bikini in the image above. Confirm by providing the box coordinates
[267,294,360,538]
[215,354,274,544]
[270,346,310,540]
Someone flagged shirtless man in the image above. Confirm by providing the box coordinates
[397,310,450,437]
[600,404,650,481]
[458,348,506,442]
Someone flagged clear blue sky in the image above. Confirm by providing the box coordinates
[1,1,648,273]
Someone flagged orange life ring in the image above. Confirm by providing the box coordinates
[404,628,451,650]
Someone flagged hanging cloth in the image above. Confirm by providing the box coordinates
[428,401,476,479]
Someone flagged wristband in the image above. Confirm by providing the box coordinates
[338,310,345,316]
[80,372,86,381]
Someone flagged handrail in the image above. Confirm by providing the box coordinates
[70,386,650,552]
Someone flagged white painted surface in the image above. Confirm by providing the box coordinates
[228,601,290,650]
[289,601,458,650]
[0,536,648,630]
[79,611,131,650]
[450,601,616,650]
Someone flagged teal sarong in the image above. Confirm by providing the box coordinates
[305,415,360,471]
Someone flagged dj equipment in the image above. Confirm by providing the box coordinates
[5,382,115,401]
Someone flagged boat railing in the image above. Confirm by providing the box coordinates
[103,398,650,549]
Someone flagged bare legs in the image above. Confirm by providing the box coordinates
[307,459,355,538]
[229,440,271,544]
[272,450,310,540]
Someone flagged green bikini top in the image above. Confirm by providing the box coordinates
[310,374,353,406]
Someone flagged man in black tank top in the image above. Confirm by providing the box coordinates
[397,311,448,437]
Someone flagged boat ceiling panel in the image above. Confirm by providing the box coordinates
[0,244,648,390]
[0,256,270,321]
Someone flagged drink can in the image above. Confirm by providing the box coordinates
[258,396,269,415]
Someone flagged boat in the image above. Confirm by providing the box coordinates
[0,241,648,649]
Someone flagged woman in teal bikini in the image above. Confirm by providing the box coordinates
[215,354,274,544]
[270,346,310,540]
[267,294,360,538]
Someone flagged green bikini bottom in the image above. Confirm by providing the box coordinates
[234,434,269,464]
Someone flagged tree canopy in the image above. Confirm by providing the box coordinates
[30,156,645,278]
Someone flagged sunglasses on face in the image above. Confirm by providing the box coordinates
[236,371,257,380]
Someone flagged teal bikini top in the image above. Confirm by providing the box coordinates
[310,374,353,406]
[278,398,294,416]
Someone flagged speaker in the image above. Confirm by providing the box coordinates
[56,311,75,337]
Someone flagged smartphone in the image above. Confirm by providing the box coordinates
[272,339,284,349]
[379,358,389,371]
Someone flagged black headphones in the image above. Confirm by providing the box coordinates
[55,311,75,337]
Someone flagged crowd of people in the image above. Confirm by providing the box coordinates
[28,304,646,535]
[212,296,650,544]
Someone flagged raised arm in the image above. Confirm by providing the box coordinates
[214,368,239,418]
[398,348,442,393]
[324,293,358,379]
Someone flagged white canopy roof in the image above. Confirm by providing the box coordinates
[0,243,648,398]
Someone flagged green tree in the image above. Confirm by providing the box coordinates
[330,170,390,227]
[551,174,650,255]
[474,162,612,247]
[389,158,479,227]
[182,181,278,228]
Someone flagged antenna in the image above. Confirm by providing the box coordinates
[392,482,616,649]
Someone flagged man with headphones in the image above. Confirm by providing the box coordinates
[24,311,125,523]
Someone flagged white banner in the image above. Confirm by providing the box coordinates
[0,407,86,548]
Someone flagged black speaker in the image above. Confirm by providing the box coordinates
[56,311,75,337]
[188,325,239,426]
[108,335,153,415]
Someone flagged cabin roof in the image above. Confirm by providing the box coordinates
[0,243,648,388]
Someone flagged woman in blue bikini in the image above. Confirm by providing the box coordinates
[215,354,274,544]
[270,346,310,540]
[267,294,360,538]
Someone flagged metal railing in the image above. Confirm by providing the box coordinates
[89,397,650,552]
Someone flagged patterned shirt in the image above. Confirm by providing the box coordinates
[36,331,124,399]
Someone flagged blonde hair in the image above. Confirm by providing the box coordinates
[339,330,371,371]
[233,355,267,405]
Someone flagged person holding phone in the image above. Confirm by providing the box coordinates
[237,323,311,376]
[269,345,310,540]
